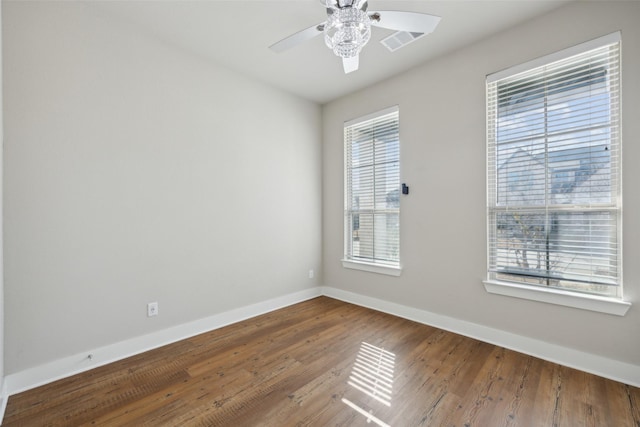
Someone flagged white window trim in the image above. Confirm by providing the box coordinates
[342,259,402,276]
[343,105,401,271]
[487,32,621,83]
[485,32,631,314]
[344,105,399,128]
[483,280,631,316]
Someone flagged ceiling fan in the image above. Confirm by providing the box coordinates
[269,0,441,74]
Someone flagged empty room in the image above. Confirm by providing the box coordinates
[0,0,639,425]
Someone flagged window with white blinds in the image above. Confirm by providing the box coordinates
[344,106,400,270]
[486,33,621,298]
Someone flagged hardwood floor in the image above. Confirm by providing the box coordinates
[4,296,640,426]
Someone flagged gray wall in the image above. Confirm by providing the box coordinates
[3,2,322,373]
[322,1,640,366]
[0,0,4,396]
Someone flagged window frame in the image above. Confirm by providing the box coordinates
[342,106,402,276]
[484,32,630,315]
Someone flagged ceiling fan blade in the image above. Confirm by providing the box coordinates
[370,11,441,34]
[269,22,326,53]
[342,55,359,74]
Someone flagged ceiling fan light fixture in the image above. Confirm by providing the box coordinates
[324,7,371,58]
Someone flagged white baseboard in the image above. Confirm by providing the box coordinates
[320,286,640,388]
[0,378,6,424]
[3,287,321,398]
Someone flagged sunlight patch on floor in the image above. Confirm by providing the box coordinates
[343,342,396,426]
[341,397,391,427]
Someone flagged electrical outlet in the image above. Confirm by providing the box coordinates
[147,302,159,317]
[308,269,314,279]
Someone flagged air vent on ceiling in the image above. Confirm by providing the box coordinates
[380,31,425,52]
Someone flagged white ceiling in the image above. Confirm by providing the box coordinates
[91,0,570,104]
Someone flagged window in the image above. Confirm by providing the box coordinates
[486,33,622,301]
[344,106,400,274]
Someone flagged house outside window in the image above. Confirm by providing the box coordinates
[343,106,401,275]
[486,33,622,301]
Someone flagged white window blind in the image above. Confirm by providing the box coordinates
[486,33,621,297]
[345,106,400,268]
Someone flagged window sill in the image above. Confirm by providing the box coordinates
[342,260,402,277]
[483,280,631,316]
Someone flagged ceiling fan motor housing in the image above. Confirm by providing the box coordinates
[324,7,372,58]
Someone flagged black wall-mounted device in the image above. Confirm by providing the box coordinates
[402,183,409,195]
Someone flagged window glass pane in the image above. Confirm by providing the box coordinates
[496,141,546,206]
[374,162,400,209]
[374,213,399,263]
[351,165,374,210]
[352,213,374,261]
[548,135,612,205]
[494,211,548,278]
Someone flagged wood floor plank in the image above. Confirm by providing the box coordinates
[4,296,640,426]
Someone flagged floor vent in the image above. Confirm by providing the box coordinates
[380,31,425,52]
